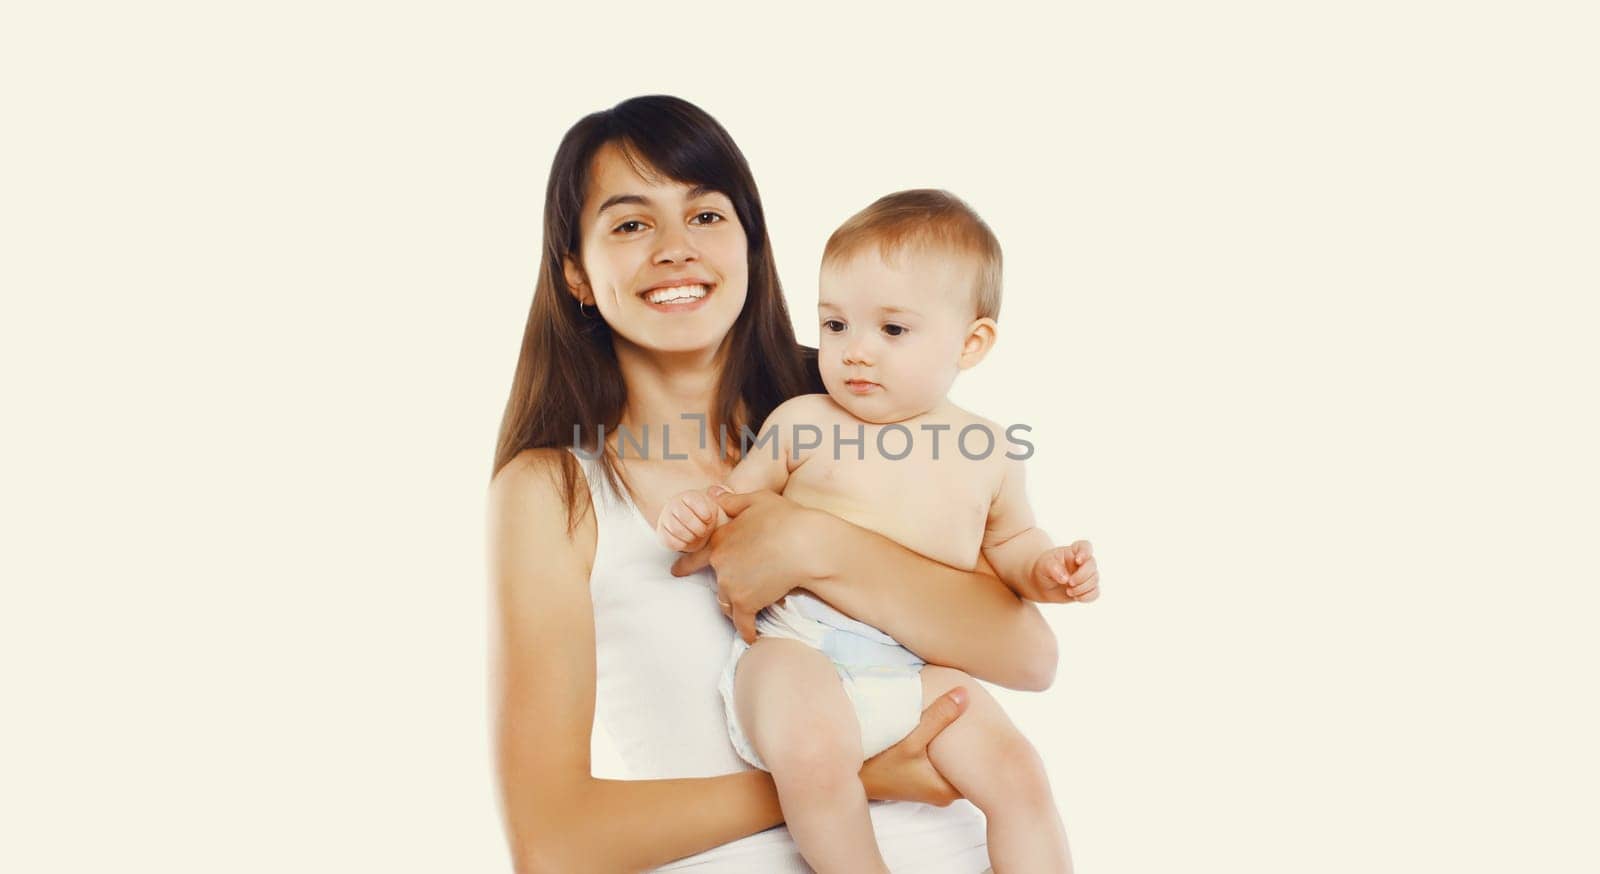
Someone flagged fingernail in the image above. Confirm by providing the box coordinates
[950,688,967,707]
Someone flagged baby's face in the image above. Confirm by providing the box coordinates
[817,248,982,424]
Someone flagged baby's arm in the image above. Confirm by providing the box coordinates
[654,396,812,552]
[981,457,1098,603]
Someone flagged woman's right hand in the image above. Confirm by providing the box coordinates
[858,687,969,806]
[670,488,833,642]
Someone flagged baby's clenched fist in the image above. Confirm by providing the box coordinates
[655,487,723,553]
[1030,540,1100,603]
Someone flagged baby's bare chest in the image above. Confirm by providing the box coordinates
[784,446,999,570]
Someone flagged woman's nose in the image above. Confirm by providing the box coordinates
[652,223,698,265]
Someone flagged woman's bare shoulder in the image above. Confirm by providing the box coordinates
[493,446,570,486]
[489,447,596,576]
[491,448,587,506]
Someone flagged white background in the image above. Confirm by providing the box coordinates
[3,2,1596,872]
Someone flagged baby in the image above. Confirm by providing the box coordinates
[656,190,1097,873]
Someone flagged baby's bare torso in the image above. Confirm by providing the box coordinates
[779,396,1009,571]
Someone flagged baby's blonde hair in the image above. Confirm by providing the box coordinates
[822,189,1003,321]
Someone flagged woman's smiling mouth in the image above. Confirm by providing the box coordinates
[638,280,714,311]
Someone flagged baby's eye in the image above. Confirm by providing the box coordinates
[690,211,724,225]
[613,220,647,234]
[822,319,846,333]
[882,324,908,337]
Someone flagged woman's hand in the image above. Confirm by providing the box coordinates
[670,488,827,643]
[859,688,968,806]
[675,485,1057,690]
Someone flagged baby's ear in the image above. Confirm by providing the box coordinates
[958,318,998,370]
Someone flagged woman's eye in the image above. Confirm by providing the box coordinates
[613,220,646,234]
[822,319,845,333]
[691,211,724,224]
[882,324,907,337]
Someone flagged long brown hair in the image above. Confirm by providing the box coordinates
[492,96,808,526]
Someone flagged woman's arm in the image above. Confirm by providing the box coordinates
[491,452,970,871]
[672,490,1059,691]
[808,509,1060,691]
[491,451,783,872]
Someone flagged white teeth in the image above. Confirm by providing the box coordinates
[645,284,709,304]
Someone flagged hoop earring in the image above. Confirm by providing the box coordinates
[578,301,600,320]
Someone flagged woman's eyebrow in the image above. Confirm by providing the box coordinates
[596,185,726,218]
[596,193,648,217]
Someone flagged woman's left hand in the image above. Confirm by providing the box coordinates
[671,487,825,643]
[859,687,967,806]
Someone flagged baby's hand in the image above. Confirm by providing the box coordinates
[1028,541,1100,603]
[655,488,722,553]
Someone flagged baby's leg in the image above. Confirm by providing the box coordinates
[920,665,1073,874]
[735,637,888,874]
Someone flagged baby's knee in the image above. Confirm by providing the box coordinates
[762,728,865,792]
[923,668,1055,803]
[985,728,1054,807]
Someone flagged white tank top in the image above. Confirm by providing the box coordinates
[569,447,990,872]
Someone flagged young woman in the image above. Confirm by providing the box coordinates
[490,95,1058,872]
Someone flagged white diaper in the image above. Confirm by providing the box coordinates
[717,591,926,771]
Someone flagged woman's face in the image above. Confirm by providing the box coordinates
[565,142,750,356]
